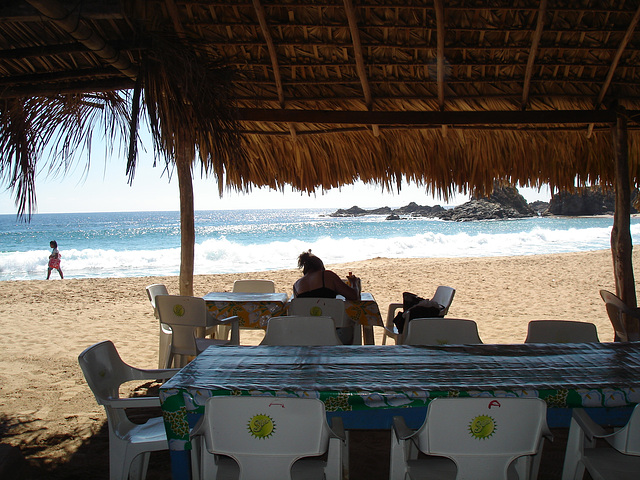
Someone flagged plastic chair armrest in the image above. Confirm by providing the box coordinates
[190,415,206,438]
[104,396,161,409]
[218,316,240,344]
[572,408,609,440]
[216,315,240,326]
[329,417,346,441]
[392,416,415,441]
[129,367,181,382]
[387,303,403,322]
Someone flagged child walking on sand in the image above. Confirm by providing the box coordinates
[47,240,63,279]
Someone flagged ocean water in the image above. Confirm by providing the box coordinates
[0,209,638,281]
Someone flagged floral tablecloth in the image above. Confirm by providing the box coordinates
[204,292,289,329]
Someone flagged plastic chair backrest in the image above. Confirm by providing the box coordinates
[155,295,208,356]
[432,286,456,315]
[607,403,640,455]
[419,397,548,479]
[403,318,482,345]
[600,289,634,341]
[203,396,330,479]
[78,340,138,426]
[146,283,169,317]
[261,316,342,345]
[525,320,599,343]
[233,279,276,293]
[289,297,348,327]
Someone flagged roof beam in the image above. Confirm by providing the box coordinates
[0,1,123,22]
[24,0,137,80]
[0,67,122,87]
[343,0,378,136]
[236,108,619,126]
[0,43,88,60]
[434,0,447,137]
[0,78,135,98]
[587,4,640,137]
[521,0,547,109]
[595,5,640,109]
[165,0,186,38]
[252,0,297,139]
[434,0,446,109]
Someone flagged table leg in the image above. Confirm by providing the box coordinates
[169,450,191,480]
[362,325,375,345]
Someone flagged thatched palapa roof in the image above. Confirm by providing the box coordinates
[2,0,640,212]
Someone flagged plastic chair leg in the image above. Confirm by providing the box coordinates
[561,416,592,480]
[128,451,150,480]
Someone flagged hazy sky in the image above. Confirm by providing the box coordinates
[0,148,551,215]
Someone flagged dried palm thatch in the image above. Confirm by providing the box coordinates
[0,92,129,217]
[2,0,640,210]
[130,31,248,192]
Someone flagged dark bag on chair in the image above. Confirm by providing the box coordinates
[393,292,443,334]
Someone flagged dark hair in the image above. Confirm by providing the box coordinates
[50,240,58,248]
[297,250,325,275]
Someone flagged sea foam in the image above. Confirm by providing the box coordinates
[0,210,637,280]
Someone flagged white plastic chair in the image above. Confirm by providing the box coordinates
[390,397,551,480]
[431,285,456,316]
[562,406,640,480]
[232,279,276,293]
[289,297,356,344]
[382,286,456,345]
[191,396,345,480]
[146,284,172,369]
[524,320,599,343]
[78,340,179,480]
[600,289,640,342]
[403,318,483,345]
[260,316,343,345]
[155,295,240,368]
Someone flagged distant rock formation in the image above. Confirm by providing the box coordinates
[328,184,633,221]
[439,185,536,221]
[393,202,446,217]
[328,202,444,218]
[329,205,392,217]
[529,200,550,215]
[545,186,637,216]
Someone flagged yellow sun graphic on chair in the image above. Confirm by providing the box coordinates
[309,306,323,316]
[173,304,185,316]
[468,415,496,439]
[248,414,275,439]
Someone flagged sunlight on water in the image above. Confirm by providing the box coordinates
[0,209,637,280]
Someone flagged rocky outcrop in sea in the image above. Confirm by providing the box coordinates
[439,185,536,221]
[329,185,537,221]
[544,186,638,216]
[328,185,635,221]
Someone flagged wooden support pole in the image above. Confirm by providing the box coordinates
[611,109,638,340]
[177,151,195,297]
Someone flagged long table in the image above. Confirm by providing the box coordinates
[159,342,640,478]
[204,291,384,344]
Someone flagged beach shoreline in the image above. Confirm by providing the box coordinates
[0,249,636,477]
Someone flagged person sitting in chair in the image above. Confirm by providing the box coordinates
[293,250,360,300]
[293,250,361,344]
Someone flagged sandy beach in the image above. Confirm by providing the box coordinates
[0,249,635,478]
